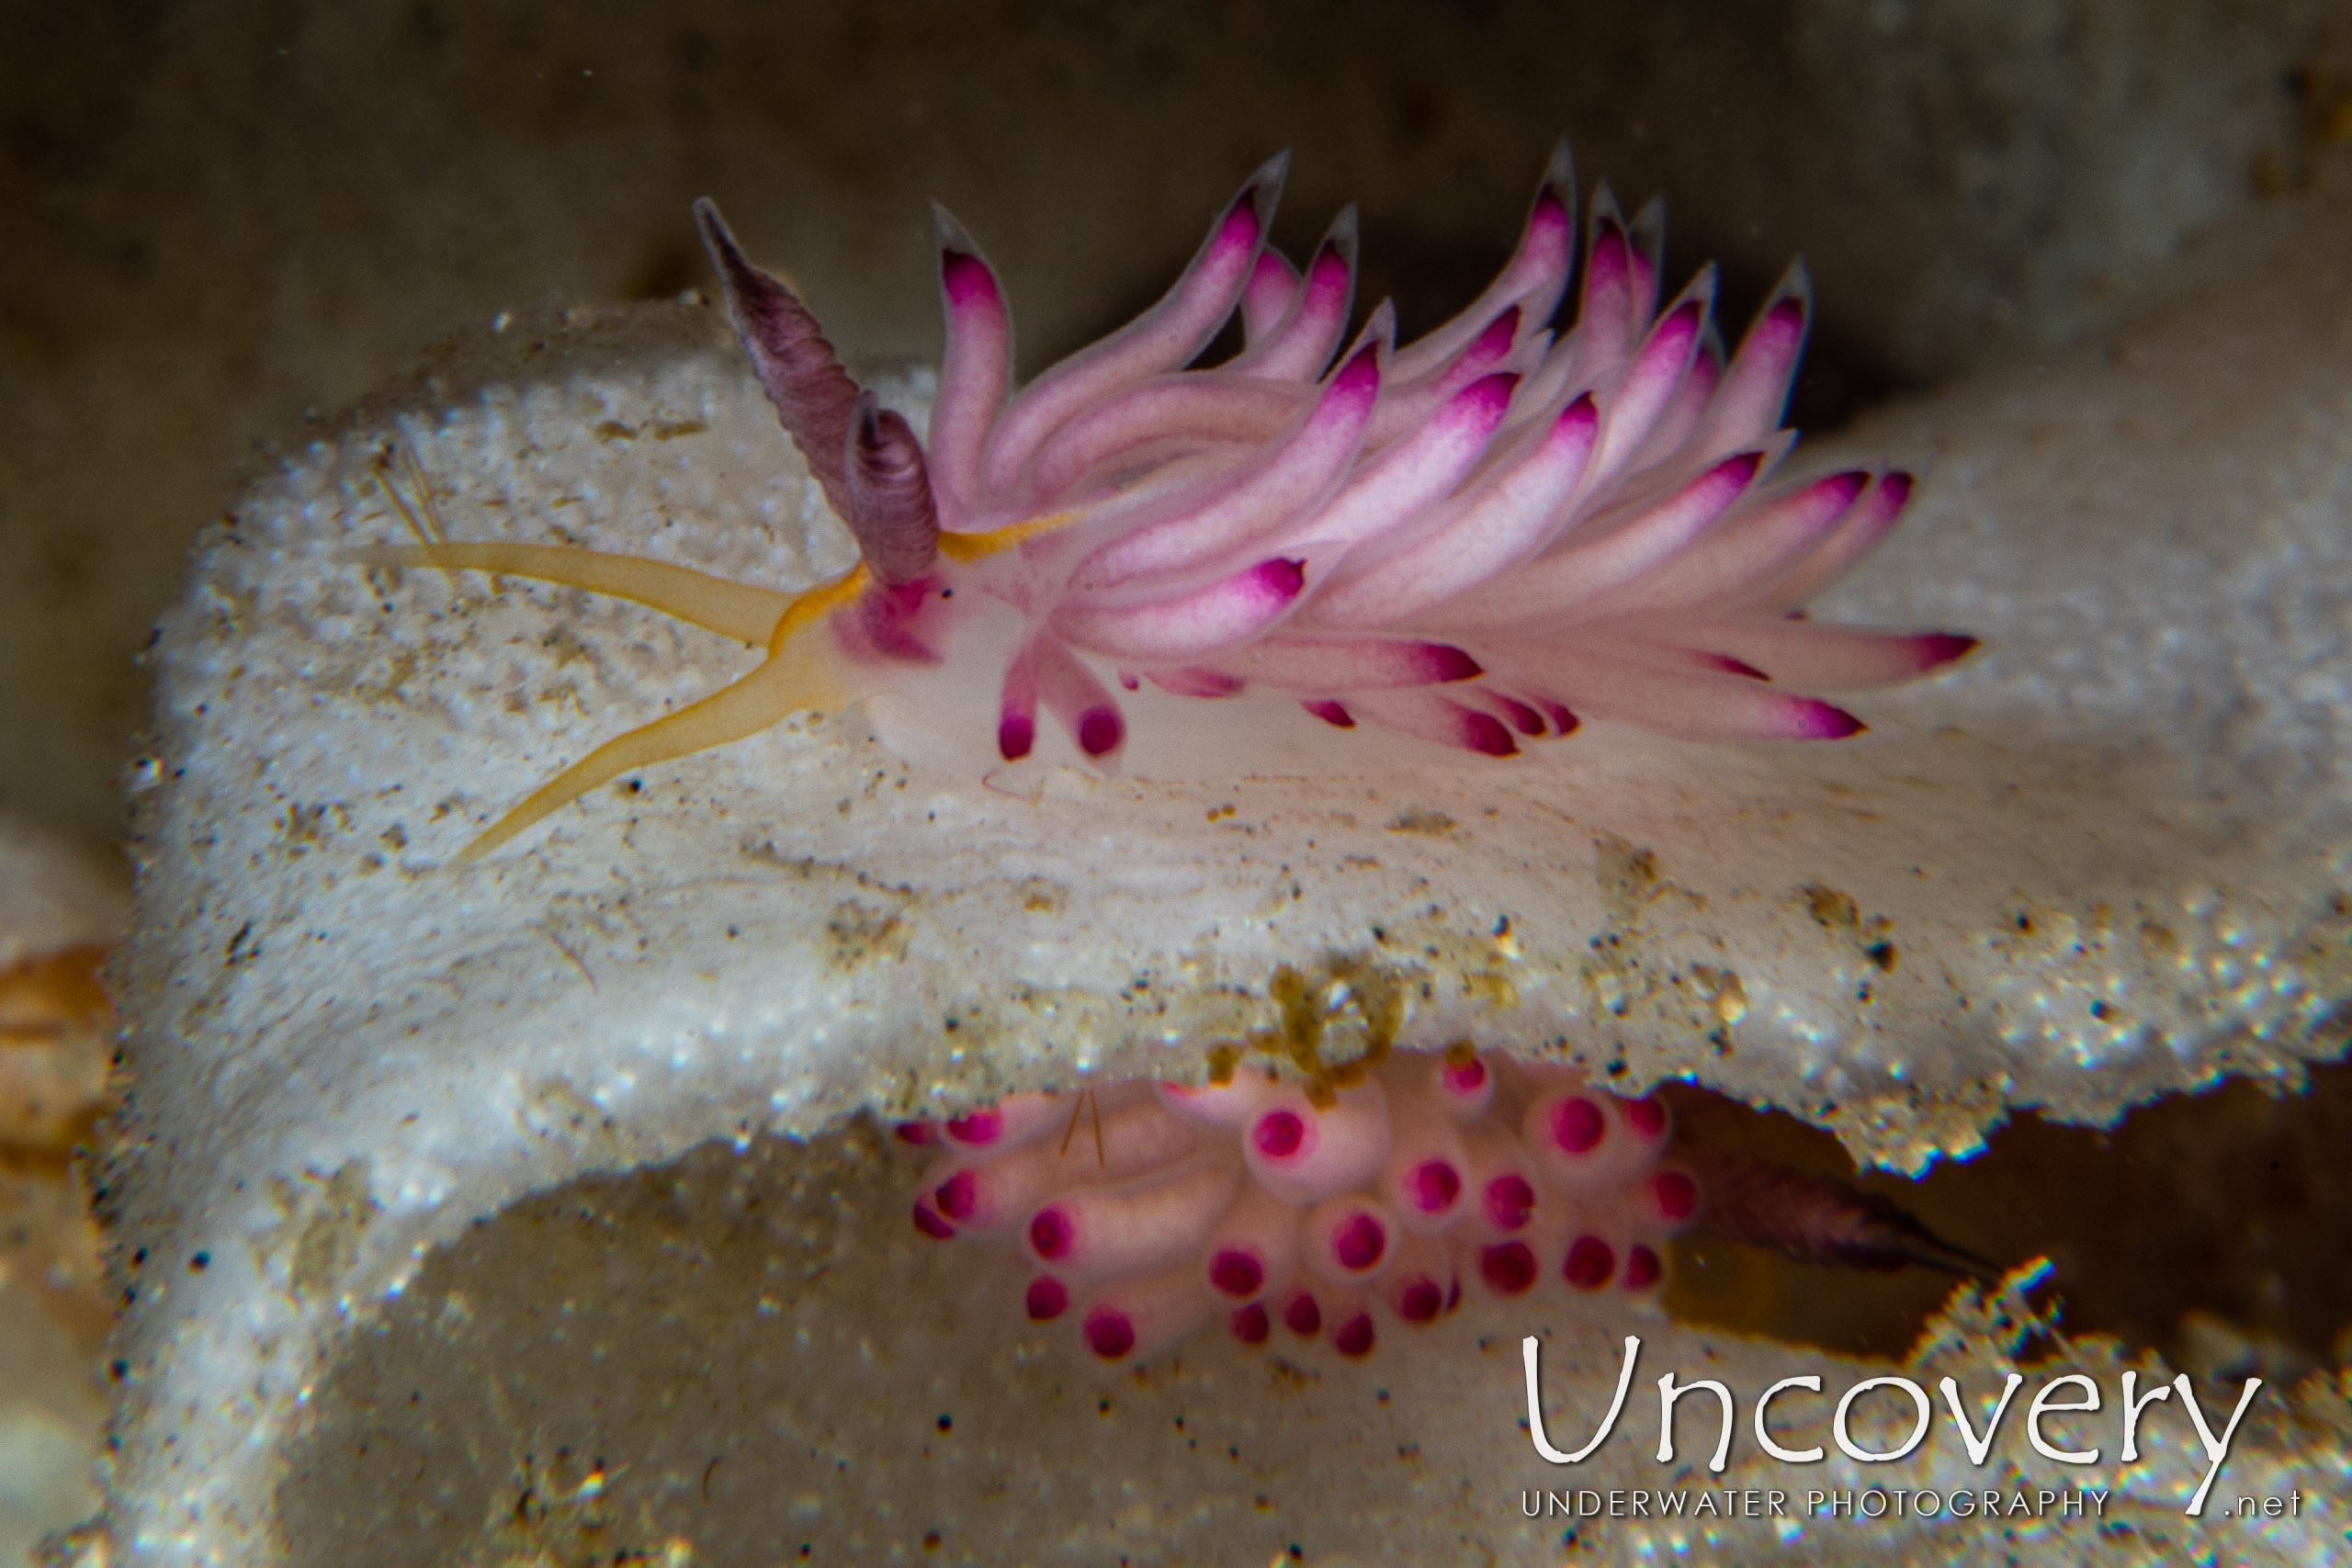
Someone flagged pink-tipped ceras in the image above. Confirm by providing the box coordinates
[373,146,1973,858]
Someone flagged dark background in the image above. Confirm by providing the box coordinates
[4,0,2343,851]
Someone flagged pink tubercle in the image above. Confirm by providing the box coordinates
[1442,1058,1487,1095]
[997,713,1035,762]
[1395,1278,1444,1324]
[1231,1302,1272,1345]
[1208,1247,1264,1299]
[1622,1098,1668,1139]
[1331,1311,1377,1359]
[1407,1158,1462,1214]
[933,1169,979,1223]
[1623,1245,1664,1292]
[944,1108,1001,1145]
[894,1121,938,1146]
[1303,699,1354,728]
[1252,1109,1306,1160]
[1650,1168,1700,1224]
[1028,1205,1075,1260]
[1083,1306,1137,1360]
[1331,1212,1386,1272]
[1025,1275,1069,1321]
[1564,1235,1616,1291]
[911,1201,956,1240]
[1484,1173,1537,1232]
[1550,1097,1606,1155]
[1480,1240,1538,1295]
[1076,707,1124,758]
[1282,1290,1322,1337]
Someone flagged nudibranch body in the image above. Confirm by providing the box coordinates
[371,147,1971,857]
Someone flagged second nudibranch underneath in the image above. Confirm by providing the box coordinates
[368,146,1973,859]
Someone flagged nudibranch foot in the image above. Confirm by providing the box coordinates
[367,147,1978,856]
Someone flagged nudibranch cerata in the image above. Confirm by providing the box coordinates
[898,1046,1991,1366]
[365,147,1974,861]
[901,1046,1695,1363]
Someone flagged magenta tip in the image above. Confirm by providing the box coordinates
[1396,1279,1443,1324]
[933,1169,978,1223]
[1920,632,1980,669]
[944,1108,1001,1145]
[1252,1110,1306,1160]
[1464,712,1518,757]
[1332,1213,1386,1272]
[911,1201,956,1240]
[1484,1174,1535,1232]
[1076,707,1124,757]
[1550,1097,1605,1155]
[1801,703,1867,740]
[1332,1313,1376,1359]
[1564,1235,1615,1291]
[1623,1245,1663,1292]
[1652,1169,1700,1222]
[1025,1275,1069,1321]
[1408,1159,1462,1213]
[1231,1302,1272,1345]
[1209,1248,1264,1299]
[1083,1308,1137,1360]
[1028,1206,1073,1260]
[1481,1241,1537,1295]
[1428,644,1484,682]
[1442,1058,1487,1094]
[940,250,998,307]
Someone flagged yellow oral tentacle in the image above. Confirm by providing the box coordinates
[763,564,869,654]
[351,543,797,646]
[936,507,1083,562]
[458,566,867,861]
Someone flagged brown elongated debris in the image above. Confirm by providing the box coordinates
[1681,1148,2001,1281]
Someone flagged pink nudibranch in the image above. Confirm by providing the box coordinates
[371,146,1974,858]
